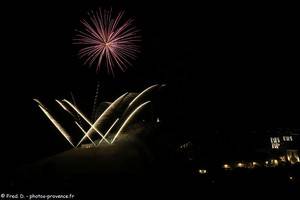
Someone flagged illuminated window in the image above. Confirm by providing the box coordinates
[270,137,281,149]
[282,136,293,141]
[270,137,280,144]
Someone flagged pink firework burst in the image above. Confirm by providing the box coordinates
[73,9,140,76]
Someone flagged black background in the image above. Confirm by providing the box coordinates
[1,1,299,173]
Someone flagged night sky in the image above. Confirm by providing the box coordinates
[1,1,299,172]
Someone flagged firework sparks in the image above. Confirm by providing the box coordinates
[73,9,140,76]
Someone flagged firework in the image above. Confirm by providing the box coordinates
[74,8,140,76]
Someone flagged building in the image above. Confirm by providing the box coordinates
[267,128,300,165]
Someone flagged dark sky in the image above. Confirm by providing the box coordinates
[1,1,299,169]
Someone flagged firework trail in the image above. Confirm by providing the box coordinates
[73,8,140,76]
[70,92,84,127]
[91,81,100,121]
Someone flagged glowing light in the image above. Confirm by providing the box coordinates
[37,105,75,147]
[279,156,286,162]
[73,9,140,76]
[74,122,96,147]
[265,161,269,165]
[111,101,151,144]
[237,163,245,168]
[77,93,128,146]
[223,164,231,169]
[98,118,119,145]
[271,159,279,166]
[81,144,94,149]
[286,150,300,164]
[62,99,109,144]
[199,169,207,174]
